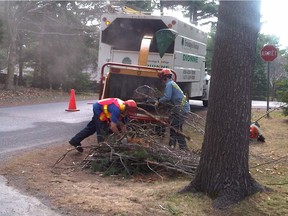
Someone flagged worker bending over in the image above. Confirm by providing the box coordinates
[69,98,137,152]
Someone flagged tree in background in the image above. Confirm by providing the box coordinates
[276,79,288,115]
[252,34,271,100]
[180,1,264,209]
[160,0,218,24]
[275,51,288,115]
[29,2,88,89]
[0,0,219,91]
[125,1,155,13]
[1,1,103,91]
[205,24,216,72]
[270,54,288,100]
[2,0,286,96]
[0,17,3,43]
[0,15,4,72]
[2,1,26,89]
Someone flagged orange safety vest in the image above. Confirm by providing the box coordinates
[98,98,126,122]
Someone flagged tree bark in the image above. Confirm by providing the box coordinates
[18,33,24,86]
[5,41,16,90]
[180,1,264,209]
[4,2,17,90]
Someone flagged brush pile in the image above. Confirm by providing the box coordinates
[55,111,205,178]
[82,144,200,177]
[54,85,206,177]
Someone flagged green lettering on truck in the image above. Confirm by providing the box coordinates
[182,54,198,63]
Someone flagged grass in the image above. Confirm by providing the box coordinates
[166,109,288,216]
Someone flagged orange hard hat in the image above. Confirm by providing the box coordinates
[158,68,172,79]
[161,68,172,75]
[124,100,137,114]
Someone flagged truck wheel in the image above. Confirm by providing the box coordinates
[203,100,208,107]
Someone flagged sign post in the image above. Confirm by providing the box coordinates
[260,45,278,117]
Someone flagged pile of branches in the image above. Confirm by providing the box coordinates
[54,115,203,178]
[54,85,205,178]
[79,133,201,178]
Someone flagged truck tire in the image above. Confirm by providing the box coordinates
[203,100,208,107]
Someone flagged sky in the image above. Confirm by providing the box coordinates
[258,0,287,48]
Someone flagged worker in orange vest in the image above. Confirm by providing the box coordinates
[250,122,265,142]
[69,98,137,152]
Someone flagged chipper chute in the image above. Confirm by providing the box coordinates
[155,29,178,58]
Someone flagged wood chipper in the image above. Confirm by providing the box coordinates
[97,14,210,107]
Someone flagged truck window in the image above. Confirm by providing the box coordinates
[102,18,174,53]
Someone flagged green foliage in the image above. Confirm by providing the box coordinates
[125,1,154,12]
[252,51,267,100]
[91,158,110,173]
[92,158,149,177]
[275,79,288,115]
[206,28,216,72]
[90,148,154,177]
[65,72,95,93]
[131,149,149,159]
[160,0,218,23]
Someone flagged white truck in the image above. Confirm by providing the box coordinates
[97,13,210,107]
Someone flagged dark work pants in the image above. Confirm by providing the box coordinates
[70,115,109,145]
[169,112,188,150]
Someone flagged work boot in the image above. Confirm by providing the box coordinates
[179,142,189,152]
[69,140,83,152]
[169,138,176,149]
[257,135,265,142]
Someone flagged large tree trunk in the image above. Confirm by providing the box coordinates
[180,1,264,209]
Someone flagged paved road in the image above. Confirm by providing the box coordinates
[0,176,60,216]
[0,100,94,159]
[0,100,94,216]
[189,100,285,110]
[251,100,284,109]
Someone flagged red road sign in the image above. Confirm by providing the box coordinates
[260,45,277,62]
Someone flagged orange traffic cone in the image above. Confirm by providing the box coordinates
[66,89,80,112]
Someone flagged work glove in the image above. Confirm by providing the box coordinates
[146,98,157,103]
[154,100,159,107]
